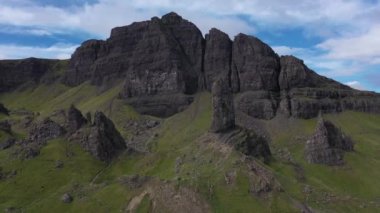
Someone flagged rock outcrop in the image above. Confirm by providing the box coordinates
[0,103,9,115]
[204,28,232,91]
[305,114,354,165]
[70,111,126,161]
[1,12,380,120]
[231,33,280,92]
[29,118,66,143]
[210,78,235,133]
[66,105,87,133]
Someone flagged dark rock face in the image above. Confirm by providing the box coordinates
[70,111,126,162]
[210,78,235,133]
[66,12,203,96]
[204,28,232,91]
[231,33,280,92]
[236,91,279,120]
[279,56,349,90]
[0,103,9,115]
[305,114,354,165]
[0,58,61,92]
[66,105,87,133]
[63,40,107,86]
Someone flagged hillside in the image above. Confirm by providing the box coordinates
[0,12,380,213]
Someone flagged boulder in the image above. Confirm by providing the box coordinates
[66,105,87,133]
[210,78,235,133]
[70,111,126,162]
[204,28,232,91]
[234,129,272,162]
[231,33,280,92]
[61,193,73,203]
[305,113,354,165]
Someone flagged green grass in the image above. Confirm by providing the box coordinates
[1,81,380,212]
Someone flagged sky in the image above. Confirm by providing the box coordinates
[0,0,379,92]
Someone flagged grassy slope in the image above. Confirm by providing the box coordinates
[0,82,380,212]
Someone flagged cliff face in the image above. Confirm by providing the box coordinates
[0,58,62,92]
[1,12,380,119]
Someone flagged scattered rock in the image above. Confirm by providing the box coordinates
[0,120,11,133]
[55,160,64,169]
[29,118,66,143]
[61,193,73,203]
[305,113,354,165]
[0,138,15,150]
[210,78,235,133]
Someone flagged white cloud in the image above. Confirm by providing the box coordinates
[0,43,78,59]
[317,25,380,64]
[345,81,365,90]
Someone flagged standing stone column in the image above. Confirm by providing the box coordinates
[210,78,235,133]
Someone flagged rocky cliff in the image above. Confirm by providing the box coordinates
[1,12,380,119]
[0,58,63,92]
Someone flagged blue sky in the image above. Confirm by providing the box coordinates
[0,0,379,92]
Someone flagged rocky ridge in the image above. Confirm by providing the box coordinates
[1,12,380,119]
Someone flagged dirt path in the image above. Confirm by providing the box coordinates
[126,190,149,212]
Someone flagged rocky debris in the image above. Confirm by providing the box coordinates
[119,174,149,189]
[11,118,65,160]
[70,111,126,162]
[210,78,235,133]
[13,140,41,159]
[305,114,354,165]
[246,160,282,196]
[232,33,280,92]
[29,118,66,144]
[204,28,232,91]
[0,58,61,92]
[233,129,272,163]
[0,103,9,115]
[0,138,15,150]
[0,120,11,133]
[122,118,161,152]
[61,193,73,203]
[66,105,87,133]
[55,160,64,169]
